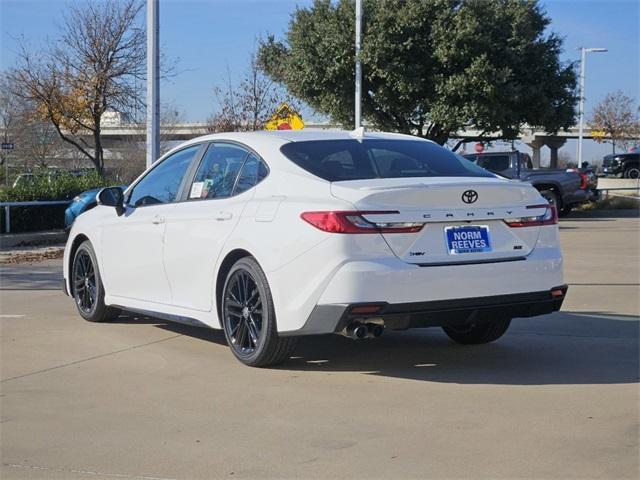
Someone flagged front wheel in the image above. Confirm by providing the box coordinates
[72,241,120,322]
[624,165,640,179]
[442,318,511,345]
[221,257,297,367]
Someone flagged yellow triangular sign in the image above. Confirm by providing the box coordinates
[265,103,304,131]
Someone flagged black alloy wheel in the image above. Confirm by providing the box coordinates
[71,241,120,322]
[224,269,263,356]
[73,249,97,315]
[221,257,297,367]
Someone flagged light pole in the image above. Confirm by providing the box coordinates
[354,0,363,129]
[576,46,607,168]
[146,0,160,169]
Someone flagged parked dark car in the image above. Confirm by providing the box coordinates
[602,151,640,179]
[64,186,126,230]
[463,151,598,215]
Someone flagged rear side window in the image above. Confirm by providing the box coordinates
[234,153,268,195]
[188,143,268,200]
[280,139,494,181]
[188,143,247,199]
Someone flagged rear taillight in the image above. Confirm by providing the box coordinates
[300,211,424,234]
[504,204,558,228]
[568,168,588,190]
[579,172,588,190]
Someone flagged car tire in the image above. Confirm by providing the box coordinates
[442,318,511,345]
[72,240,121,322]
[623,165,640,179]
[539,189,561,211]
[221,257,297,367]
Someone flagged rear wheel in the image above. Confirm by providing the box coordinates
[539,189,561,210]
[221,257,297,367]
[442,318,511,345]
[559,205,573,217]
[72,241,120,322]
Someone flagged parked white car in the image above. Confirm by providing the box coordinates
[63,130,567,366]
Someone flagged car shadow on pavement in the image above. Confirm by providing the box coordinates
[147,310,639,386]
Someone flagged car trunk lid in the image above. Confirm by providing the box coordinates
[331,177,545,265]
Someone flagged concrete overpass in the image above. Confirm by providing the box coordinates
[95,122,603,168]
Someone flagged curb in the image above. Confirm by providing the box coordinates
[0,230,68,250]
[568,209,639,219]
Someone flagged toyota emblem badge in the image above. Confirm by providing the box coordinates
[461,190,478,204]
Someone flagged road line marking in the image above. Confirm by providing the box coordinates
[3,463,176,480]
[0,314,25,318]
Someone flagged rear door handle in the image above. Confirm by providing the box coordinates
[214,212,233,221]
[152,215,165,225]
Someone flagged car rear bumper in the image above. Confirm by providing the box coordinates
[280,244,564,336]
[284,285,568,335]
[564,189,590,206]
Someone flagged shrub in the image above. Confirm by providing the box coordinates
[0,170,111,233]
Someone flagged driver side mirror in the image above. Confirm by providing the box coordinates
[97,186,125,216]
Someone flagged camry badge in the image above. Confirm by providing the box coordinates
[461,190,478,204]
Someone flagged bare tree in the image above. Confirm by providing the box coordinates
[8,0,145,175]
[108,105,185,183]
[18,117,64,169]
[0,74,24,167]
[0,73,64,171]
[208,51,297,132]
[590,91,640,154]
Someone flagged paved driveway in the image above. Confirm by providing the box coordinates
[1,215,638,479]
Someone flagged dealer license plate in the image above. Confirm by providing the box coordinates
[444,225,492,255]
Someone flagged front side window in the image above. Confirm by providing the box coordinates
[188,143,248,200]
[280,139,495,182]
[128,145,200,207]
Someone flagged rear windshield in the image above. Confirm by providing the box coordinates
[280,139,495,181]
[474,155,511,172]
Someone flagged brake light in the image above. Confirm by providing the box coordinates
[504,204,558,228]
[568,168,588,190]
[579,172,588,190]
[300,211,424,234]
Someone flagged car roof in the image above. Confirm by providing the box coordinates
[153,130,439,178]
[172,129,433,149]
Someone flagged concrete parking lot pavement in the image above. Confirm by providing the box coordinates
[1,215,638,479]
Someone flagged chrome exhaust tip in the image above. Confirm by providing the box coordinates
[367,323,384,338]
[343,322,368,340]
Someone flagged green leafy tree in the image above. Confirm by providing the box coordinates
[258,0,577,146]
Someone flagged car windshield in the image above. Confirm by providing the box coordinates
[280,139,495,181]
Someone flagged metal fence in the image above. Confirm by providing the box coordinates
[0,200,71,234]
[598,187,640,200]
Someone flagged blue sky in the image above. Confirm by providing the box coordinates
[1,0,639,162]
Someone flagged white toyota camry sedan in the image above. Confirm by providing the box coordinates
[63,130,567,367]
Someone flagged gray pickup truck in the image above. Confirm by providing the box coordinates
[463,151,598,215]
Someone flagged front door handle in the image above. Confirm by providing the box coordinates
[152,215,165,225]
[214,211,233,221]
